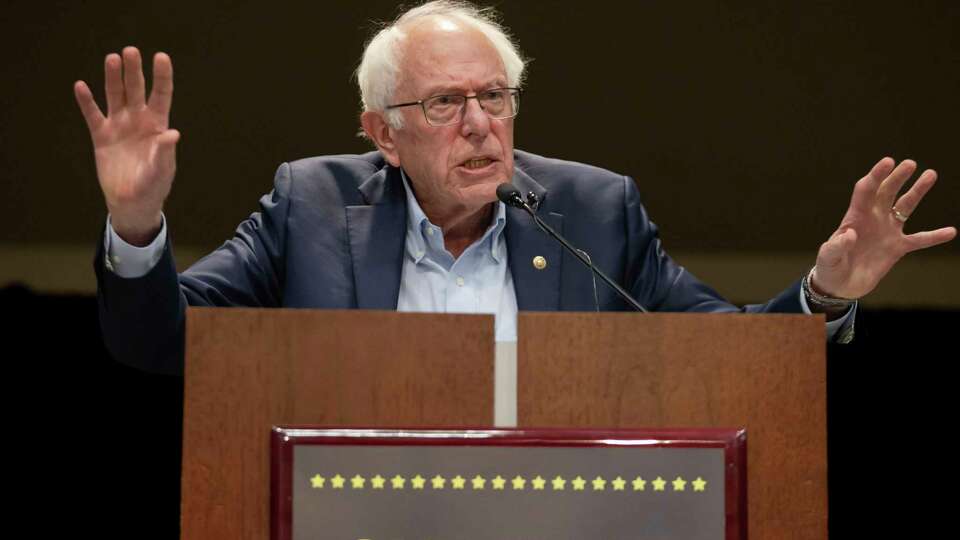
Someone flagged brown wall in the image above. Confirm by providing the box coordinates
[2,1,957,302]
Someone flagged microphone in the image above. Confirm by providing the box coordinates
[496,183,648,312]
[496,183,526,209]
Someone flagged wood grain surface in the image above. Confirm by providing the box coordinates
[518,312,827,540]
[181,308,494,540]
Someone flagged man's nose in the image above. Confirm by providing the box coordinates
[460,96,491,138]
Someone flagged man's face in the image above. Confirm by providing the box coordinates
[387,19,515,217]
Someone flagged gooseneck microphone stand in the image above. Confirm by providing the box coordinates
[496,183,648,313]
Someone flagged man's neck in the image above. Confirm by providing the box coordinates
[430,203,494,259]
[402,170,497,259]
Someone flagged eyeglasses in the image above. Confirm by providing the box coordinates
[385,87,521,126]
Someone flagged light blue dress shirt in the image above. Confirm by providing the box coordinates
[395,171,518,342]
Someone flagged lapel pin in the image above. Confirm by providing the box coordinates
[532,255,547,270]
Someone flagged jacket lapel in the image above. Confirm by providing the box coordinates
[346,162,565,311]
[507,167,563,311]
[346,166,406,309]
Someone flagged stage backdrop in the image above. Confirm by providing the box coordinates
[1,0,957,305]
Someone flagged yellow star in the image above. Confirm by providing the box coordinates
[451,475,466,489]
[551,476,566,490]
[492,475,506,490]
[371,475,386,489]
[331,474,345,489]
[672,476,687,491]
[351,474,365,489]
[592,476,606,491]
[532,476,546,490]
[511,475,526,490]
[431,474,446,489]
[411,474,426,489]
[391,474,406,489]
[692,477,707,491]
[310,474,325,489]
[471,475,486,490]
[572,476,586,491]
[632,476,646,491]
[652,476,666,491]
[611,476,626,491]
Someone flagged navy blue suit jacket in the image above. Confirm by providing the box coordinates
[95,150,803,375]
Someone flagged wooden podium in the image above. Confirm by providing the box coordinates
[181,308,826,540]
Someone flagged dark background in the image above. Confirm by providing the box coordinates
[3,1,958,538]
[2,0,957,252]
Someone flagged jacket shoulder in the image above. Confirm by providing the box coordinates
[279,151,386,204]
[286,151,385,182]
[515,150,627,184]
[514,149,631,210]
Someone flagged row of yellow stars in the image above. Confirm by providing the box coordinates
[309,474,706,492]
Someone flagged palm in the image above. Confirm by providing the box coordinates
[75,47,179,244]
[813,158,956,299]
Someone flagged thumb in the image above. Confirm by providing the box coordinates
[818,228,858,268]
[156,129,180,174]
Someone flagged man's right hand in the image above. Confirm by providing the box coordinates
[74,46,179,247]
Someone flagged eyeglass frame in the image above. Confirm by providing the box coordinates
[384,87,522,126]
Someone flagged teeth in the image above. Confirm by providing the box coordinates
[464,159,491,169]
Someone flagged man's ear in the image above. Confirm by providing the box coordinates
[361,111,401,167]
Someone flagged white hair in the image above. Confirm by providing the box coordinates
[356,1,527,131]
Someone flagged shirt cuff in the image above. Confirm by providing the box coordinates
[103,214,168,278]
[798,284,857,343]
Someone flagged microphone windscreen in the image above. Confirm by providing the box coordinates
[496,183,523,206]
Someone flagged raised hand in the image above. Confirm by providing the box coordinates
[74,47,179,246]
[812,157,957,300]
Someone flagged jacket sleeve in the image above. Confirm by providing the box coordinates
[95,163,293,375]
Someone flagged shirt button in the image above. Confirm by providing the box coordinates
[456,276,465,287]
[415,250,424,258]
[426,228,434,236]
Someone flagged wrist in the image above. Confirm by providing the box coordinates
[803,266,857,314]
[109,212,163,247]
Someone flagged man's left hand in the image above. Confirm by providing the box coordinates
[811,157,956,299]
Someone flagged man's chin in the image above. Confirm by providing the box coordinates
[458,181,501,208]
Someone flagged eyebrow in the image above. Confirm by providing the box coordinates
[420,79,509,97]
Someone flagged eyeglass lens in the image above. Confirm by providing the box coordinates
[424,89,519,125]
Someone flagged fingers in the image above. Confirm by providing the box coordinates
[122,46,146,108]
[892,169,937,220]
[147,52,174,119]
[73,80,105,132]
[866,157,896,186]
[876,159,918,208]
[905,227,958,253]
[104,53,124,115]
[100,47,168,118]
[847,157,895,212]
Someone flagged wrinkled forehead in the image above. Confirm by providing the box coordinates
[397,16,507,98]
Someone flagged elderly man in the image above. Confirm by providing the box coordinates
[74,1,954,374]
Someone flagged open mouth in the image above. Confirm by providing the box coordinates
[463,158,493,169]
[461,158,494,170]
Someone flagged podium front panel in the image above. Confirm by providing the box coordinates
[181,308,495,540]
[518,312,827,540]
